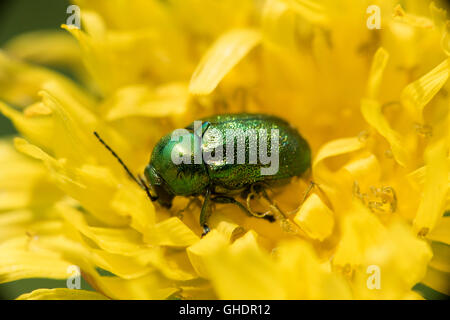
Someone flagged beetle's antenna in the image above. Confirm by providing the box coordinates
[93,131,158,201]
[93,132,140,185]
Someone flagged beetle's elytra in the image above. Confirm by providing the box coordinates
[95,113,311,236]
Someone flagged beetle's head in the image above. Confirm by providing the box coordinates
[144,163,175,208]
[145,132,209,208]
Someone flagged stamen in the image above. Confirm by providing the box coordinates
[353,181,397,213]
[357,130,370,142]
[413,122,433,138]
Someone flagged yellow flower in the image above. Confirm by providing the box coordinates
[0,0,449,300]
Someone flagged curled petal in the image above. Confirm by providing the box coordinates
[189,29,261,95]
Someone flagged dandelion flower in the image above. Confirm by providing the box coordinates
[0,0,449,300]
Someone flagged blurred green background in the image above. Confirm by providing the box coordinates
[0,0,448,300]
[0,0,72,136]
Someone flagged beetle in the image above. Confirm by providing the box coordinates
[94,113,311,236]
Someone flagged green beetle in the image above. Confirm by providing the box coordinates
[95,113,311,236]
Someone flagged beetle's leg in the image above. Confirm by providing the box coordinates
[244,184,278,219]
[176,197,202,219]
[211,196,275,222]
[301,181,315,204]
[285,180,316,215]
[251,184,306,235]
[245,192,273,219]
[289,180,334,215]
[240,182,273,200]
[258,186,291,219]
[256,186,283,216]
[200,189,212,237]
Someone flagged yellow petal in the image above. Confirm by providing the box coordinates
[333,201,386,268]
[14,234,170,294]
[23,102,52,117]
[366,47,389,99]
[189,29,261,95]
[343,153,381,187]
[59,204,145,254]
[430,2,448,32]
[41,80,96,123]
[413,137,449,235]
[0,139,62,210]
[349,221,432,299]
[86,272,178,300]
[62,17,190,95]
[421,266,450,295]
[203,231,286,299]
[361,99,408,166]
[0,220,63,242]
[313,137,365,197]
[169,0,253,38]
[429,241,450,273]
[313,137,365,170]
[393,5,434,29]
[92,249,155,279]
[429,2,450,55]
[261,0,292,48]
[0,207,63,242]
[209,211,245,241]
[401,58,449,121]
[0,102,53,149]
[17,288,108,300]
[294,193,334,241]
[179,280,217,299]
[81,11,107,39]
[92,247,197,281]
[186,230,228,278]
[111,184,156,234]
[427,216,450,244]
[4,31,81,68]
[144,217,199,247]
[276,240,351,299]
[0,245,73,283]
[15,138,150,228]
[105,83,189,120]
[38,90,94,164]
[282,0,328,26]
[0,51,94,108]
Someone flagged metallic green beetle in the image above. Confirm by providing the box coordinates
[95,113,311,236]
